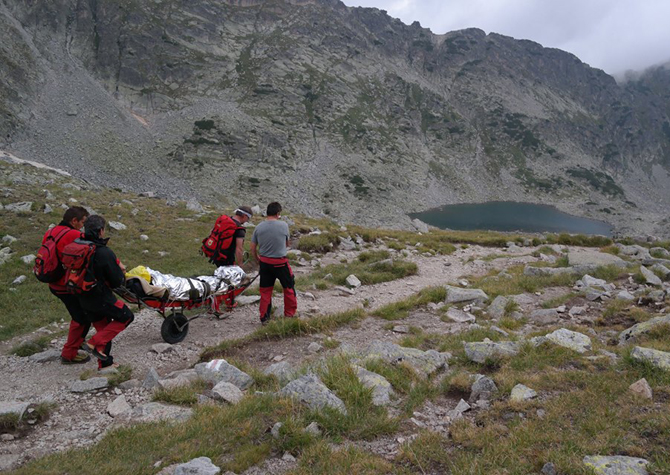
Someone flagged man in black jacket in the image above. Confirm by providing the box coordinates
[78,215,133,367]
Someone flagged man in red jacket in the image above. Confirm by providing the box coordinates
[41,206,91,364]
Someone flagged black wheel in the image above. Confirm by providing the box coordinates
[161,313,189,344]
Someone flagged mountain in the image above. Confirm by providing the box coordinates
[1,0,669,236]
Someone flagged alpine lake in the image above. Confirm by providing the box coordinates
[410,201,613,236]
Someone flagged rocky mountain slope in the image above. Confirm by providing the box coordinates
[1,0,670,236]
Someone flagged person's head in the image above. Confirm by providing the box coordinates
[84,215,107,238]
[266,202,282,217]
[234,206,253,224]
[62,206,89,230]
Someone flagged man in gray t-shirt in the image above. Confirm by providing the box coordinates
[250,202,297,324]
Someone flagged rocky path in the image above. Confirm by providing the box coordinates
[0,244,534,469]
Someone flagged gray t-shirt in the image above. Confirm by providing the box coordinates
[251,220,290,258]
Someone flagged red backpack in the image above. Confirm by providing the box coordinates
[201,215,242,263]
[33,227,71,283]
[61,239,98,294]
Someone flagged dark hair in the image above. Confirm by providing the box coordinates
[84,215,106,234]
[266,202,282,217]
[62,206,89,224]
[235,206,253,217]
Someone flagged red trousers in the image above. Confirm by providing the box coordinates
[259,256,297,320]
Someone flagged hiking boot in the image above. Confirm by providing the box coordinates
[260,313,274,326]
[60,352,91,365]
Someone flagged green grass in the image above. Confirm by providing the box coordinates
[153,380,210,406]
[10,335,52,356]
[371,286,446,320]
[296,233,340,253]
[295,252,417,291]
[200,309,365,361]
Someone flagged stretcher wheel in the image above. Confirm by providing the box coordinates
[161,313,189,344]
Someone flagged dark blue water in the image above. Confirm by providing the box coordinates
[410,202,612,236]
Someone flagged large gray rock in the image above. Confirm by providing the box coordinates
[411,218,429,233]
[444,285,488,304]
[125,402,193,423]
[470,375,498,402]
[464,339,520,363]
[107,396,132,417]
[158,376,192,391]
[280,373,347,414]
[5,201,32,212]
[529,308,561,325]
[174,457,221,475]
[20,254,36,264]
[583,455,649,475]
[29,349,60,363]
[108,221,127,231]
[651,263,670,280]
[510,384,537,401]
[361,340,446,377]
[352,365,394,406]
[629,378,653,399]
[631,346,670,371]
[487,295,510,319]
[211,381,244,404]
[185,198,204,213]
[70,377,109,393]
[263,361,295,384]
[445,308,475,323]
[617,245,652,260]
[142,367,160,389]
[619,314,670,345]
[639,266,662,286]
[345,274,361,288]
[568,251,627,268]
[195,359,254,390]
[0,401,30,420]
[523,266,576,277]
[545,329,592,353]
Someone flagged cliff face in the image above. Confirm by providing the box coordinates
[1,0,669,236]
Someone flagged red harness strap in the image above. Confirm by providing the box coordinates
[259,256,288,265]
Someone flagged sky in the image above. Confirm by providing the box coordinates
[342,0,670,75]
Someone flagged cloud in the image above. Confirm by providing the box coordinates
[342,0,670,73]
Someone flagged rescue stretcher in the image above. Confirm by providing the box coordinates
[114,266,258,343]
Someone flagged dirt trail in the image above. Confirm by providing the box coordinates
[0,245,538,468]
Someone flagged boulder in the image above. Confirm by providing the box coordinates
[263,361,295,384]
[0,455,21,472]
[352,365,394,406]
[629,378,653,399]
[361,340,447,377]
[464,339,520,363]
[108,221,127,231]
[174,457,221,475]
[411,218,429,233]
[523,266,576,277]
[280,373,347,414]
[125,402,193,423]
[617,245,652,260]
[651,247,670,258]
[307,342,323,353]
[639,266,662,286]
[195,359,254,390]
[142,367,161,389]
[568,251,627,268]
[158,376,192,391]
[651,263,670,280]
[20,254,36,264]
[470,375,498,402]
[445,308,476,323]
[545,329,592,353]
[583,455,649,475]
[619,315,670,345]
[345,275,361,288]
[2,235,17,244]
[487,296,509,319]
[70,377,109,393]
[339,237,356,251]
[444,285,488,304]
[575,275,608,289]
[0,401,30,420]
[185,198,204,213]
[5,201,32,212]
[211,381,244,404]
[29,349,60,363]
[12,275,26,285]
[304,421,322,436]
[446,399,471,421]
[510,384,537,401]
[616,291,635,301]
[107,396,132,417]
[529,308,560,325]
[631,346,670,371]
[235,295,261,306]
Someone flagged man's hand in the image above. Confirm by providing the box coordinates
[118,261,127,273]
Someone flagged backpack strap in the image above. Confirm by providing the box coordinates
[50,227,72,244]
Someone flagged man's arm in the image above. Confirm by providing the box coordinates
[234,237,245,266]
[250,242,259,263]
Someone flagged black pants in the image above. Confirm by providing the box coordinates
[259,261,297,319]
[82,301,135,367]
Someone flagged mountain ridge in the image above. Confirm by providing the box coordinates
[1,0,669,236]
